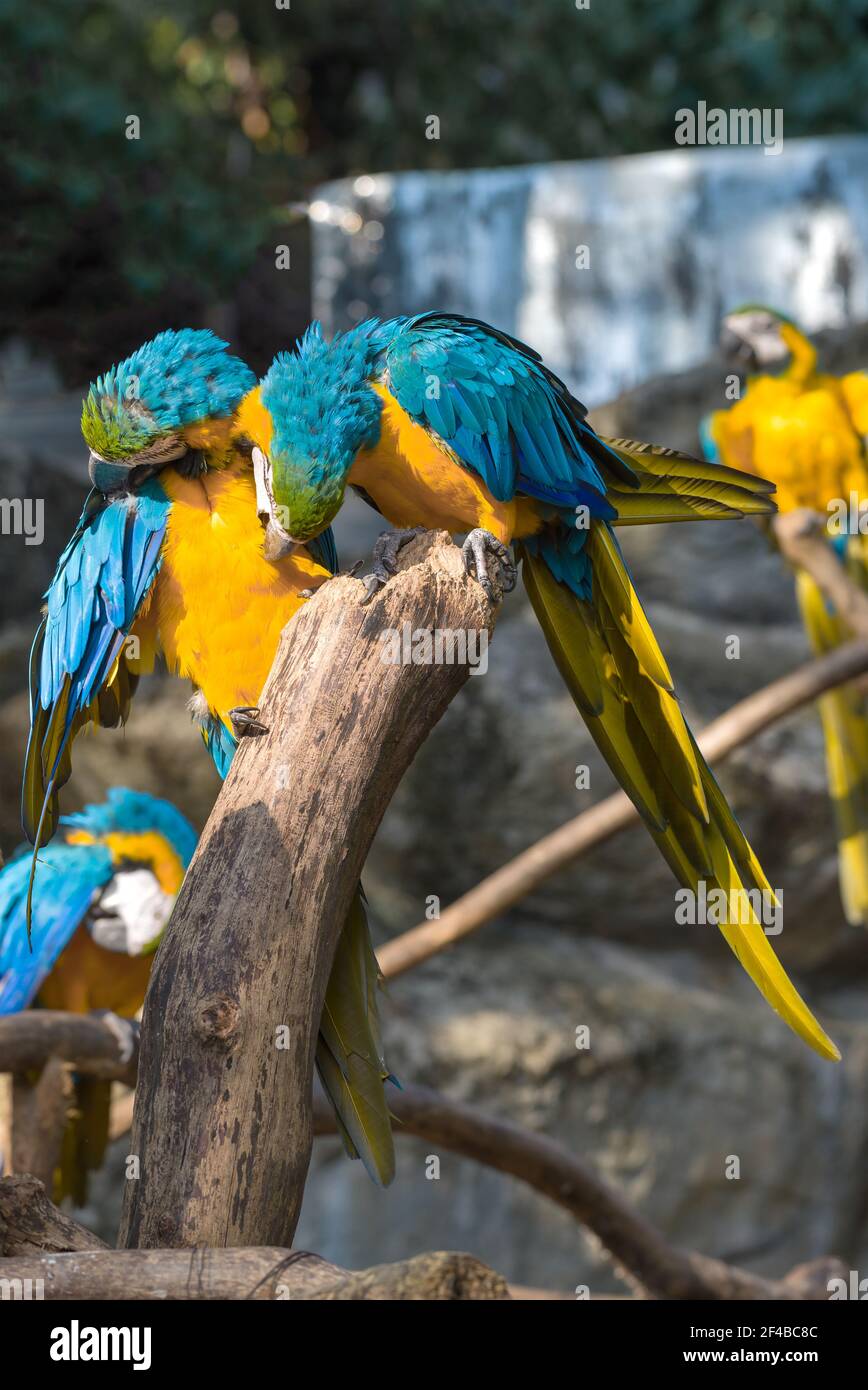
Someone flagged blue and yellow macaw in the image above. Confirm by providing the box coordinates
[1,787,195,1201]
[707,305,868,928]
[22,329,395,1185]
[237,311,839,1061]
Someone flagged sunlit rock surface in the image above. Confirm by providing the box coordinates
[312,135,868,405]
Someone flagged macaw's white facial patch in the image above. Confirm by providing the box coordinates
[252,445,274,520]
[90,869,175,956]
[723,311,789,367]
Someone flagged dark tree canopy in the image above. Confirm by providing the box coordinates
[2,0,865,369]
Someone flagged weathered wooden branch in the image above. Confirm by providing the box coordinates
[378,637,868,977]
[0,1178,507,1298]
[0,1175,108,1256]
[0,1010,139,1084]
[312,1083,844,1301]
[0,1011,138,1188]
[8,643,865,1065]
[119,532,501,1251]
[0,1246,509,1300]
[1,1157,839,1302]
[10,1059,73,1189]
[2,1014,843,1297]
[772,508,868,641]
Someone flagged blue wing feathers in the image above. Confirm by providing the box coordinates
[23,482,170,852]
[382,313,618,514]
[0,843,112,1013]
[1,788,197,1013]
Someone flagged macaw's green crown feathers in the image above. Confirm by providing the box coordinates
[728,304,799,330]
[258,322,385,538]
[81,328,256,462]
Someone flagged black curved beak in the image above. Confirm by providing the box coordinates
[87,453,157,494]
[719,328,757,371]
[262,518,301,562]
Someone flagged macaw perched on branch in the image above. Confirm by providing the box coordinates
[237,310,839,1062]
[22,329,395,1185]
[707,305,868,929]
[0,787,196,1201]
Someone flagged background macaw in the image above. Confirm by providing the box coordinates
[707,306,868,930]
[236,310,839,1061]
[22,329,395,1185]
[0,787,196,1202]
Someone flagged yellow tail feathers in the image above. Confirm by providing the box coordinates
[316,888,396,1186]
[521,528,839,1062]
[796,561,868,928]
[598,436,777,526]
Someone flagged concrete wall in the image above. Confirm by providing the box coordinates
[312,135,868,404]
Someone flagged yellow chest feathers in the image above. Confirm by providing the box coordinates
[151,462,329,719]
[715,375,868,513]
[350,384,541,543]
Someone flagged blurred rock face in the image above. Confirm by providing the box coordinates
[311,134,868,407]
[3,264,868,1288]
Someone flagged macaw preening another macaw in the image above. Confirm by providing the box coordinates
[1,787,196,1201]
[707,305,868,929]
[22,329,396,1185]
[236,310,840,1061]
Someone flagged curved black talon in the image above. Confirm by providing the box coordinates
[462,528,517,599]
[229,705,269,737]
[359,526,427,605]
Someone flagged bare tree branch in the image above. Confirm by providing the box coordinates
[312,1082,843,1300]
[119,532,502,1252]
[0,1175,108,1256]
[11,1059,73,1189]
[0,1011,139,1084]
[378,638,868,979]
[0,1217,509,1301]
[772,509,868,641]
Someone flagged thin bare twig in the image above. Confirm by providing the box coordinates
[378,638,868,979]
[312,1082,842,1300]
[773,509,868,641]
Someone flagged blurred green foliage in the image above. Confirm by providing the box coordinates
[1,0,867,331]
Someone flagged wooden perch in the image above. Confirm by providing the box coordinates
[0,1010,139,1084]
[119,532,501,1252]
[379,636,868,977]
[0,1248,510,1300]
[1,1013,844,1297]
[10,1060,73,1189]
[0,1177,507,1299]
[0,1175,108,1256]
[0,1011,138,1187]
[1,1247,507,1301]
[312,1083,844,1301]
[772,509,868,641]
